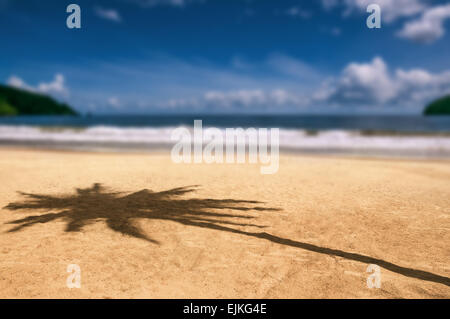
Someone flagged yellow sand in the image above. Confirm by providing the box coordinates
[0,148,449,298]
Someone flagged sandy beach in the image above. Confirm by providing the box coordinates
[0,148,449,298]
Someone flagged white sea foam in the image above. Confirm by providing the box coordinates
[0,125,449,157]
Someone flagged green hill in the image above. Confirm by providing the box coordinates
[423,95,450,116]
[0,85,77,116]
[0,97,18,116]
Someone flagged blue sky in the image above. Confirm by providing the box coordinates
[1,0,450,114]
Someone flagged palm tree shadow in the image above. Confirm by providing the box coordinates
[4,183,450,287]
[4,183,273,244]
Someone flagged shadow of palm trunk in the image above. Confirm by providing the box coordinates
[185,220,450,287]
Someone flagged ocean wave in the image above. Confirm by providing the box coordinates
[1,125,450,157]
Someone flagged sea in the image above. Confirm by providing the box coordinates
[0,114,450,158]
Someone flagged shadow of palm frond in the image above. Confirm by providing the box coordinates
[4,183,274,244]
[4,183,450,287]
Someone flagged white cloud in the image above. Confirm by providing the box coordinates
[317,57,450,108]
[94,6,122,23]
[7,75,35,92]
[144,58,450,111]
[171,58,450,111]
[394,68,450,104]
[68,53,450,113]
[318,57,396,105]
[321,0,450,44]
[397,4,450,43]
[270,89,307,106]
[38,74,67,95]
[204,89,266,108]
[7,74,69,97]
[150,89,308,111]
[323,0,426,22]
